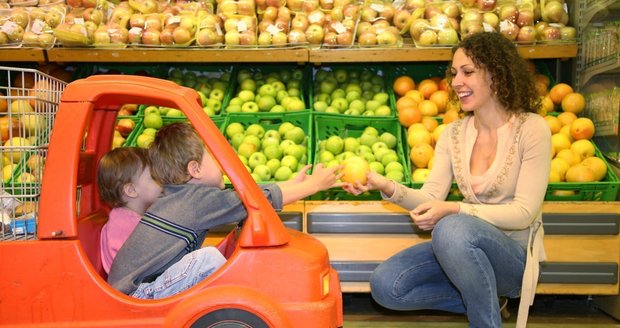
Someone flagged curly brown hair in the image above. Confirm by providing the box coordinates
[148,122,205,185]
[446,32,541,114]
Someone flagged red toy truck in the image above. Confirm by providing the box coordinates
[0,67,343,327]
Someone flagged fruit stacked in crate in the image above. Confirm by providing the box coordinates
[224,65,308,114]
[311,114,410,200]
[540,81,620,201]
[310,64,392,117]
[222,111,311,184]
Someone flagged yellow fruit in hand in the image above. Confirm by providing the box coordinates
[341,156,370,184]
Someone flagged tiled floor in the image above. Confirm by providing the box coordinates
[343,293,620,327]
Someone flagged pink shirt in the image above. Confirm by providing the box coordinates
[100,207,142,274]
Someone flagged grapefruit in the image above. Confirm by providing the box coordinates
[341,156,370,184]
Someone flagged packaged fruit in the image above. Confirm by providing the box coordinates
[256,6,292,47]
[221,14,257,48]
[22,6,65,49]
[194,11,224,47]
[0,8,30,47]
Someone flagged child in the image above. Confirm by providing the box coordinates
[98,147,162,274]
[107,122,342,299]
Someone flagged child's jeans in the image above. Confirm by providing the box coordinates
[131,246,226,299]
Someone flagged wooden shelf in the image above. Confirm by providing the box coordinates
[0,43,578,64]
[0,48,46,62]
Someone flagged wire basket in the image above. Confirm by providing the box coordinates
[0,66,67,240]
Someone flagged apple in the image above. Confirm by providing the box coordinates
[409,18,429,40]
[499,20,519,41]
[305,23,324,44]
[288,29,307,44]
[437,27,458,45]
[225,31,241,46]
[516,9,534,27]
[482,12,499,30]
[560,25,576,40]
[543,0,565,23]
[393,9,411,30]
[417,29,438,46]
[376,30,398,46]
[477,0,496,11]
[498,4,518,23]
[541,25,561,40]
[272,31,288,46]
[336,30,353,46]
[516,25,536,43]
[115,118,136,137]
[357,31,377,46]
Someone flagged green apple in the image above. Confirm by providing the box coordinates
[278,122,296,136]
[325,107,340,114]
[264,144,283,160]
[264,129,281,141]
[242,134,261,149]
[343,137,360,153]
[266,158,281,173]
[313,100,328,112]
[359,133,378,147]
[280,155,299,171]
[197,91,208,106]
[331,88,346,99]
[204,107,216,116]
[253,164,272,181]
[287,88,301,98]
[230,133,245,149]
[345,90,361,103]
[360,152,376,163]
[258,83,277,97]
[356,144,373,155]
[258,95,277,111]
[144,105,159,115]
[364,126,379,136]
[271,81,286,93]
[279,139,296,153]
[248,152,268,169]
[241,101,259,113]
[330,98,348,113]
[385,170,404,182]
[365,100,381,112]
[136,134,155,148]
[344,108,362,116]
[262,136,281,149]
[381,151,399,167]
[324,135,344,155]
[374,105,392,116]
[229,97,244,107]
[285,98,306,111]
[317,150,335,163]
[246,124,265,138]
[238,90,256,102]
[284,144,306,161]
[315,93,330,103]
[226,122,245,138]
[348,99,365,112]
[142,127,158,137]
[240,78,256,92]
[143,113,163,129]
[319,79,337,94]
[226,104,242,113]
[166,108,185,117]
[209,89,225,102]
[369,161,385,175]
[371,141,389,153]
[274,166,293,181]
[385,161,404,174]
[270,105,286,113]
[334,68,348,83]
[284,126,306,144]
[237,142,257,159]
[373,92,390,105]
[379,132,398,149]
[276,90,289,103]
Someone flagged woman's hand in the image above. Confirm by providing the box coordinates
[342,171,393,196]
[410,200,460,231]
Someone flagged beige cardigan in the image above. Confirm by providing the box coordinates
[384,112,552,327]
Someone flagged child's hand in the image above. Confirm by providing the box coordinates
[308,163,344,191]
[342,171,391,195]
[291,164,312,183]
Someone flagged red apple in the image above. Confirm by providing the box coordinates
[115,118,135,137]
[393,9,411,30]
[477,0,496,11]
[291,14,309,31]
[516,25,536,43]
[541,25,561,40]
[263,6,279,21]
[323,31,338,45]
[498,4,518,23]
[196,28,219,45]
[516,9,534,27]
[336,30,353,45]
[499,19,519,41]
[141,27,161,45]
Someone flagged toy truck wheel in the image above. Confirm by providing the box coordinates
[190,308,269,328]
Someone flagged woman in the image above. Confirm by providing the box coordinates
[343,31,552,327]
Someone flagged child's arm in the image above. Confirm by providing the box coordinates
[277,164,342,205]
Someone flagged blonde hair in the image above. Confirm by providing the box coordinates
[97,147,150,208]
[148,122,205,185]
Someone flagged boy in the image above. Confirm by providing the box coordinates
[98,147,162,274]
[108,122,342,299]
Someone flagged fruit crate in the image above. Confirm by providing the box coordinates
[222,63,311,116]
[222,111,313,185]
[309,63,394,118]
[126,115,226,148]
[0,66,67,240]
[164,64,235,118]
[545,145,620,201]
[387,62,450,109]
[309,114,410,201]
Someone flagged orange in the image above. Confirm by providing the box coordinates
[442,109,460,124]
[417,79,439,99]
[0,91,7,112]
[549,83,574,105]
[398,106,422,127]
[581,156,607,181]
[432,123,447,144]
[421,116,439,132]
[445,99,461,113]
[539,96,554,115]
[557,111,577,126]
[544,115,562,134]
[13,72,35,88]
[569,117,595,140]
[404,89,425,103]
[410,143,434,168]
[407,128,433,147]
[393,76,416,97]
[418,99,439,116]
[429,90,449,113]
[396,96,418,112]
[559,124,574,142]
[561,92,586,114]
[438,77,450,91]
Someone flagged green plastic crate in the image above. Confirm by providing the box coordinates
[545,146,620,201]
[310,114,410,201]
[309,63,394,118]
[125,116,226,148]
[223,64,310,116]
[222,111,313,184]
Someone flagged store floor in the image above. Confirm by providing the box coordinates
[342,293,620,327]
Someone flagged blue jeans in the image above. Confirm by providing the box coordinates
[131,246,226,299]
[370,214,526,328]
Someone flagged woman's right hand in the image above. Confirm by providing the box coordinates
[342,171,392,195]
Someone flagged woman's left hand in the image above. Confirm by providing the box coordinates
[410,200,459,231]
